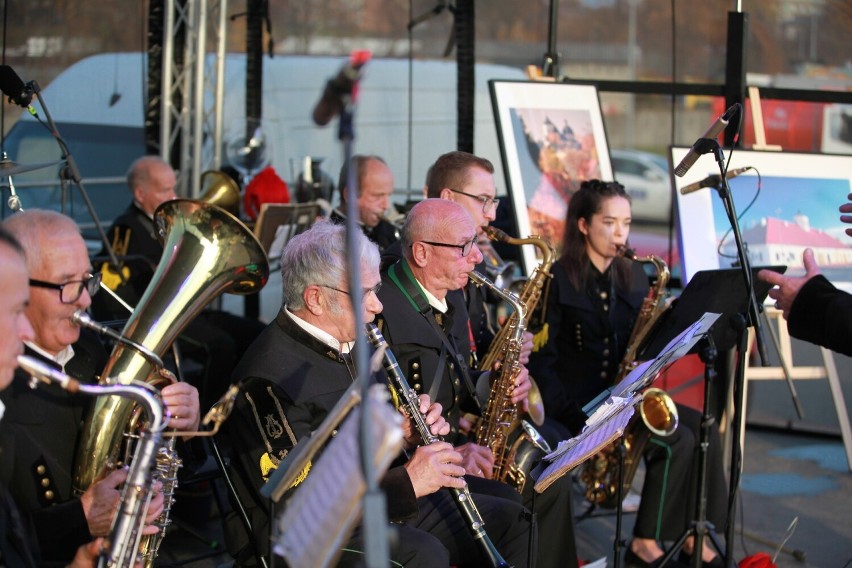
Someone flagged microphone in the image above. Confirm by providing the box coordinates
[674,103,740,177]
[311,50,371,126]
[0,65,36,113]
[680,166,752,195]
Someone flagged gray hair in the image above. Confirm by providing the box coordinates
[280,219,380,311]
[1,209,80,272]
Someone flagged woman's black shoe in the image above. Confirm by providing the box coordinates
[624,547,687,568]
[677,550,724,568]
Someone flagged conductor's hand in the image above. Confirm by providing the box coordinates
[840,193,852,236]
[404,442,466,497]
[456,442,495,479]
[162,382,200,434]
[758,248,821,320]
[80,467,127,536]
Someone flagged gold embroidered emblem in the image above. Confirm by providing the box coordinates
[265,414,284,439]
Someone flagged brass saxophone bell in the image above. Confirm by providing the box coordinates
[640,387,679,437]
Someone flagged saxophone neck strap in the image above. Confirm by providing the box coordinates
[388,260,483,411]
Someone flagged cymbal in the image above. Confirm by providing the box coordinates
[0,159,62,177]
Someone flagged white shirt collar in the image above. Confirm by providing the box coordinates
[413,277,448,314]
[25,341,76,371]
[284,306,353,354]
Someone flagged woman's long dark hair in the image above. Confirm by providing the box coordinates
[559,179,632,292]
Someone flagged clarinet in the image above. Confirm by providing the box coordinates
[366,324,510,568]
[17,355,166,568]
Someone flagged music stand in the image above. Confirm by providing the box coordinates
[634,265,786,568]
[254,202,324,261]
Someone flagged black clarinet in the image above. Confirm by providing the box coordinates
[366,324,510,568]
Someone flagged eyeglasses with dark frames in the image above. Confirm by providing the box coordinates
[419,237,477,258]
[448,188,500,214]
[318,282,383,299]
[29,272,102,304]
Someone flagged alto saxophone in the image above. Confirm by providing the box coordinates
[479,226,556,426]
[366,324,510,568]
[580,248,678,508]
[18,355,166,568]
[468,271,551,493]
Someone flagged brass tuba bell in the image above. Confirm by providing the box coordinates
[198,170,241,216]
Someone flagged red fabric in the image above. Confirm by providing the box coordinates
[243,166,290,220]
[739,552,776,568]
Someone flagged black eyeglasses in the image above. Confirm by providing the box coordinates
[449,188,500,214]
[29,272,102,304]
[318,282,383,299]
[419,237,477,258]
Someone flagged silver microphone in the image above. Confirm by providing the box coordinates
[674,104,740,177]
[71,310,165,369]
[680,166,752,195]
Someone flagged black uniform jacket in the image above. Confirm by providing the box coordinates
[0,330,107,563]
[375,259,483,437]
[225,309,418,559]
[528,259,647,432]
[788,274,852,357]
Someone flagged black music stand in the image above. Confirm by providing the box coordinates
[636,265,786,568]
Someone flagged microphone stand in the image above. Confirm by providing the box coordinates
[337,74,391,568]
[700,139,769,568]
[28,79,120,268]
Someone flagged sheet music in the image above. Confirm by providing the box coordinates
[534,398,637,493]
[272,386,403,568]
[611,311,720,399]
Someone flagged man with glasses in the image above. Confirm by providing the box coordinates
[378,197,580,568]
[225,218,532,566]
[0,209,197,562]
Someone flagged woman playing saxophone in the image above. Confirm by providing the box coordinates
[527,180,728,568]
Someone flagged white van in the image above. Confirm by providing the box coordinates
[2,52,527,238]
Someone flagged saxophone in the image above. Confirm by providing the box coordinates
[18,355,166,568]
[366,324,510,568]
[468,271,552,493]
[580,248,678,508]
[72,199,269,565]
[479,226,557,426]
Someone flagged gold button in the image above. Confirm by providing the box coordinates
[454,379,460,387]
[414,383,421,391]
[449,362,455,370]
[44,490,54,501]
[41,478,50,488]
[413,373,420,380]
[603,349,610,357]
[600,372,607,379]
[412,362,420,370]
[36,465,46,475]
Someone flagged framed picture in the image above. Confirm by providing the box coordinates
[671,147,852,292]
[490,80,613,273]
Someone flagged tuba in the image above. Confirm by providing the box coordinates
[580,248,677,508]
[73,199,269,565]
[469,271,552,493]
[198,169,241,216]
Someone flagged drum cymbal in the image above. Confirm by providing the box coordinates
[0,159,62,177]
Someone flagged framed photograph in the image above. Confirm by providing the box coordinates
[671,147,852,292]
[490,80,613,273]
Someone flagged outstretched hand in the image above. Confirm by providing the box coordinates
[840,193,852,236]
[757,248,821,320]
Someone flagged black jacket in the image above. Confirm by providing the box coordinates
[528,259,647,432]
[788,274,852,356]
[225,309,418,562]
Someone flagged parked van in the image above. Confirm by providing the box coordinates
[1,52,527,239]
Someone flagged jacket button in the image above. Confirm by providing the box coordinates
[449,362,455,370]
[602,349,610,357]
[412,373,420,380]
[454,378,460,387]
[36,465,46,475]
[414,383,421,391]
[44,490,54,501]
[412,362,420,370]
[603,337,610,344]
[40,478,50,488]
[600,371,608,379]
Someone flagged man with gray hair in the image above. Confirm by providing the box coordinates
[226,219,531,566]
[0,208,197,562]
